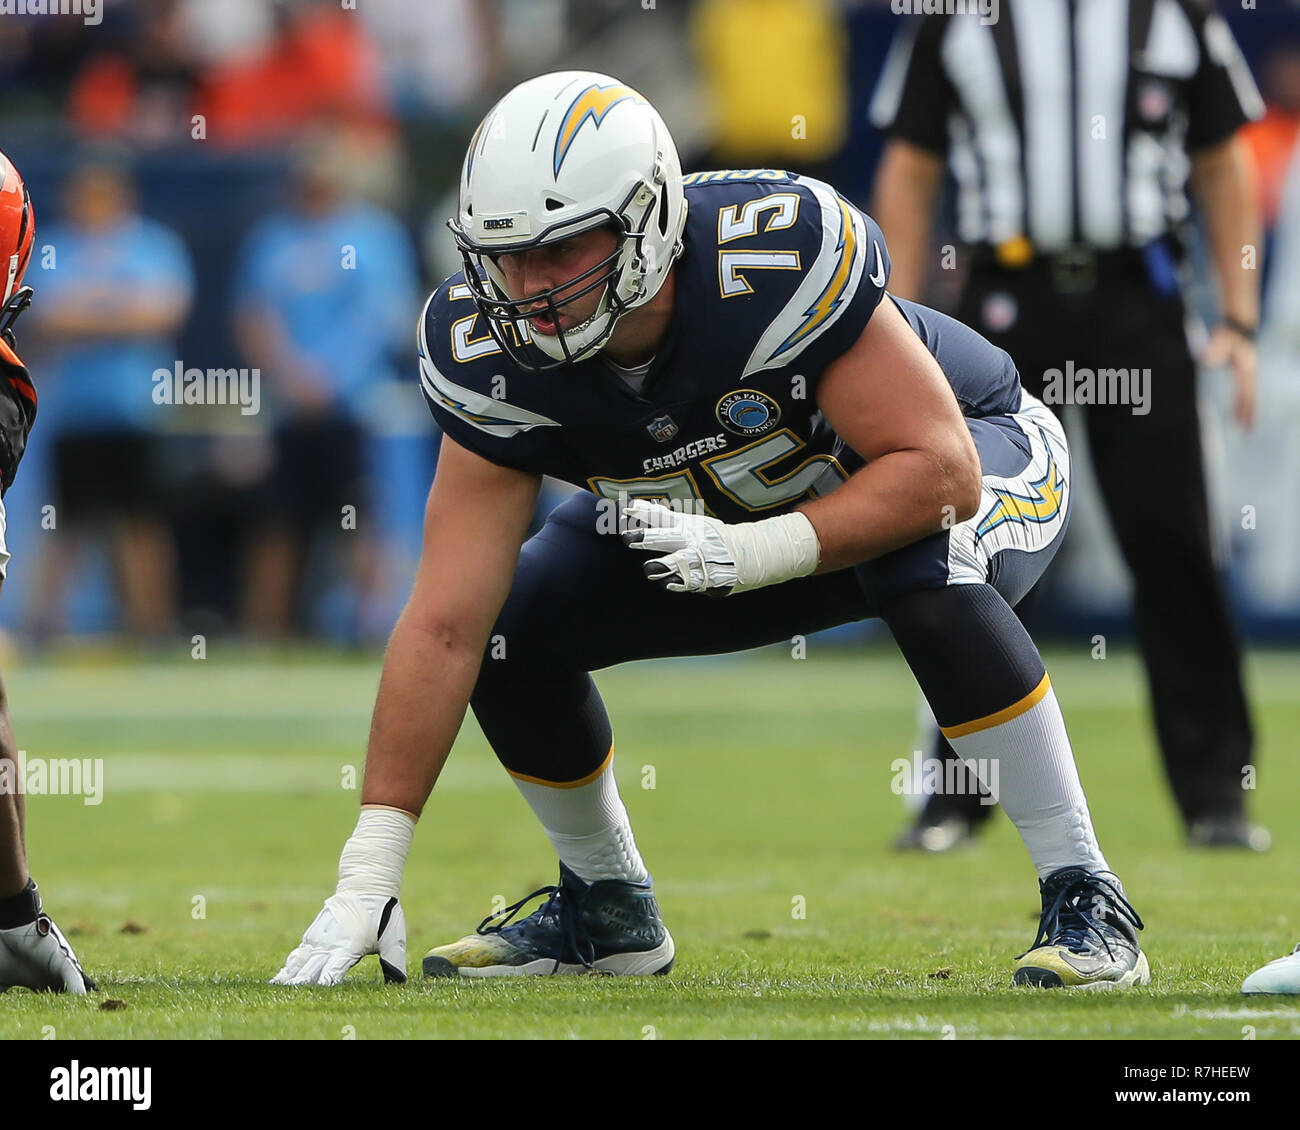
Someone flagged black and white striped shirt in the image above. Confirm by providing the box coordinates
[870,0,1264,252]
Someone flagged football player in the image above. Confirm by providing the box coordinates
[0,150,94,994]
[275,72,1148,990]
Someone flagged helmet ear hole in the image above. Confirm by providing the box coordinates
[656,186,670,237]
[545,196,565,211]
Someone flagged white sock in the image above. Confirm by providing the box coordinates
[509,753,649,884]
[943,675,1111,880]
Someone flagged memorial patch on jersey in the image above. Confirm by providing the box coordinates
[716,389,780,437]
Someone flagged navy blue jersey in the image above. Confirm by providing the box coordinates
[418,169,1021,522]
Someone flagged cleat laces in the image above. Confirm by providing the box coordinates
[1019,871,1144,961]
[475,874,596,972]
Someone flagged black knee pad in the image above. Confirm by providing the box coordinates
[470,658,613,783]
[880,583,1045,729]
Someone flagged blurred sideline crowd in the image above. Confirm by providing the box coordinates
[0,0,1297,645]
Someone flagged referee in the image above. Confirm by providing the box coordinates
[870,0,1268,850]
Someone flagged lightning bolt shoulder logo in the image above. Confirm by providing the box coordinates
[766,194,859,363]
[554,83,645,178]
[974,430,1066,542]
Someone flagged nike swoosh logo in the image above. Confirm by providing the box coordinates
[869,239,886,288]
[1059,951,1106,975]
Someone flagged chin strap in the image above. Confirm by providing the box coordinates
[3,251,18,305]
[0,286,32,346]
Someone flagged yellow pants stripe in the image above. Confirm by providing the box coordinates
[506,743,614,789]
[940,673,1051,739]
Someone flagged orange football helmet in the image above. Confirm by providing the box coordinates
[0,150,34,343]
[0,149,33,305]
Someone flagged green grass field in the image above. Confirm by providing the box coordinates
[1,643,1297,1039]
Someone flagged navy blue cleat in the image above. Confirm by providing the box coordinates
[1012,866,1150,989]
[422,862,675,978]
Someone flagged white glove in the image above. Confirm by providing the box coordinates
[273,806,415,986]
[0,881,95,994]
[621,498,821,594]
[271,892,407,986]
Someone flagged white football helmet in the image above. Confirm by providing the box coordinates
[448,70,687,370]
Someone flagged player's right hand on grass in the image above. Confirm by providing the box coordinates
[275,807,416,986]
[0,881,95,994]
[272,892,407,986]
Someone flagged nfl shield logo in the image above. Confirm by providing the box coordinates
[647,414,678,443]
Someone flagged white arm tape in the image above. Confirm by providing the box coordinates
[336,806,417,899]
[730,510,822,593]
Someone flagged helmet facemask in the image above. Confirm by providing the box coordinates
[453,221,633,371]
[451,180,668,372]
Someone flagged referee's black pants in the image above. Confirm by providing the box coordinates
[918,253,1254,831]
